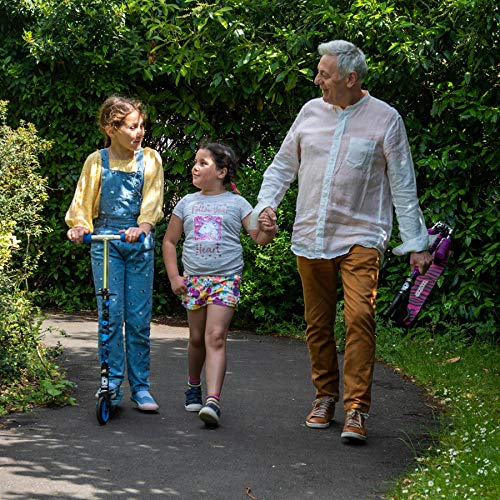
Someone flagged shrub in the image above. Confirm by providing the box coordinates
[0,101,75,414]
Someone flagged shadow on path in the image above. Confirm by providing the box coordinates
[0,315,438,499]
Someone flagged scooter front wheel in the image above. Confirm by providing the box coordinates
[96,395,110,425]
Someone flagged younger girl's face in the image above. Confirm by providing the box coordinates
[191,149,226,194]
[107,110,145,153]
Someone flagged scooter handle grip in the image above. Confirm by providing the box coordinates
[82,233,146,243]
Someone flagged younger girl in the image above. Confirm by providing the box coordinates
[162,143,276,426]
[66,95,164,412]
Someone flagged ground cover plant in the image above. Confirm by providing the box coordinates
[376,323,499,499]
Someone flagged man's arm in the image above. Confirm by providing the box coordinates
[249,108,304,228]
[384,115,429,259]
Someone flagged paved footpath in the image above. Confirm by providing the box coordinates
[0,313,437,500]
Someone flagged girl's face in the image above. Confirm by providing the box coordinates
[106,110,145,155]
[191,149,227,194]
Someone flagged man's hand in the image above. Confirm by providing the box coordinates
[258,207,277,232]
[410,250,433,275]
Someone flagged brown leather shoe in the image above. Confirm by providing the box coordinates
[305,397,336,428]
[341,409,368,441]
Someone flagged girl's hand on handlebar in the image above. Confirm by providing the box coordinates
[120,223,151,243]
[67,226,89,244]
[121,226,145,243]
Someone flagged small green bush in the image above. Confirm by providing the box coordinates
[0,101,75,414]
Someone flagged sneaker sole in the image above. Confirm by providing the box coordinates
[130,397,159,412]
[185,403,203,412]
[341,430,367,441]
[111,391,124,407]
[306,419,333,429]
[132,402,159,412]
[199,407,220,426]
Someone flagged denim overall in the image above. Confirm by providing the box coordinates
[91,148,155,395]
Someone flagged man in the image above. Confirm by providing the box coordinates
[253,40,432,441]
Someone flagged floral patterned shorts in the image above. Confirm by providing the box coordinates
[181,275,241,310]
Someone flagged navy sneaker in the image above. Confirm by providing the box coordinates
[199,400,221,426]
[131,390,159,412]
[185,385,203,412]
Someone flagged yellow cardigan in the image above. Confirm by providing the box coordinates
[65,147,164,231]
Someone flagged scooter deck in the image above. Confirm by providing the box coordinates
[403,261,447,326]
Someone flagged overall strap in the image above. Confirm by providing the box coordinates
[100,148,110,170]
[100,147,143,173]
[134,148,144,174]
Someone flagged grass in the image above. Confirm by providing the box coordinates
[260,307,499,499]
[376,322,499,499]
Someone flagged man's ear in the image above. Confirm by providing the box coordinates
[346,71,359,88]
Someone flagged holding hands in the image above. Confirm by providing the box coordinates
[258,207,278,235]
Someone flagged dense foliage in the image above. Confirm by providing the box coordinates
[0,0,497,331]
[0,101,75,414]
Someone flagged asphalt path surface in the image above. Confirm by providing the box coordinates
[0,313,437,499]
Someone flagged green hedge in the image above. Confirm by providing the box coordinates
[0,0,497,331]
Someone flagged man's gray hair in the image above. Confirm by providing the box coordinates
[318,40,368,82]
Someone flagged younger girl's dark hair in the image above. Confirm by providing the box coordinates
[200,142,241,194]
[98,95,147,147]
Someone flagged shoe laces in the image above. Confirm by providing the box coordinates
[185,385,201,402]
[345,409,368,429]
[310,398,335,418]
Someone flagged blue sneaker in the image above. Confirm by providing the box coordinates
[95,385,123,407]
[185,385,202,412]
[131,390,159,412]
[199,400,221,426]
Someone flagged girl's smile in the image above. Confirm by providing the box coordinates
[106,110,145,160]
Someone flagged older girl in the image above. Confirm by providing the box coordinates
[66,95,164,412]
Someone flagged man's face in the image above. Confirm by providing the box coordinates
[314,55,350,107]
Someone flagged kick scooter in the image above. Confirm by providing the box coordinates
[387,221,452,327]
[83,232,144,425]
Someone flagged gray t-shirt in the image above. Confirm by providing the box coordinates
[173,191,253,276]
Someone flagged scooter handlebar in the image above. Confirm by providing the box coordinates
[82,232,145,243]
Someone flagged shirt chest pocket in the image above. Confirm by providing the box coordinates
[344,137,376,169]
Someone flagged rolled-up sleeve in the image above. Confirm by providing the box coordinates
[384,116,429,255]
[138,148,164,226]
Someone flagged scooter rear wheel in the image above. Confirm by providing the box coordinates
[96,395,110,425]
